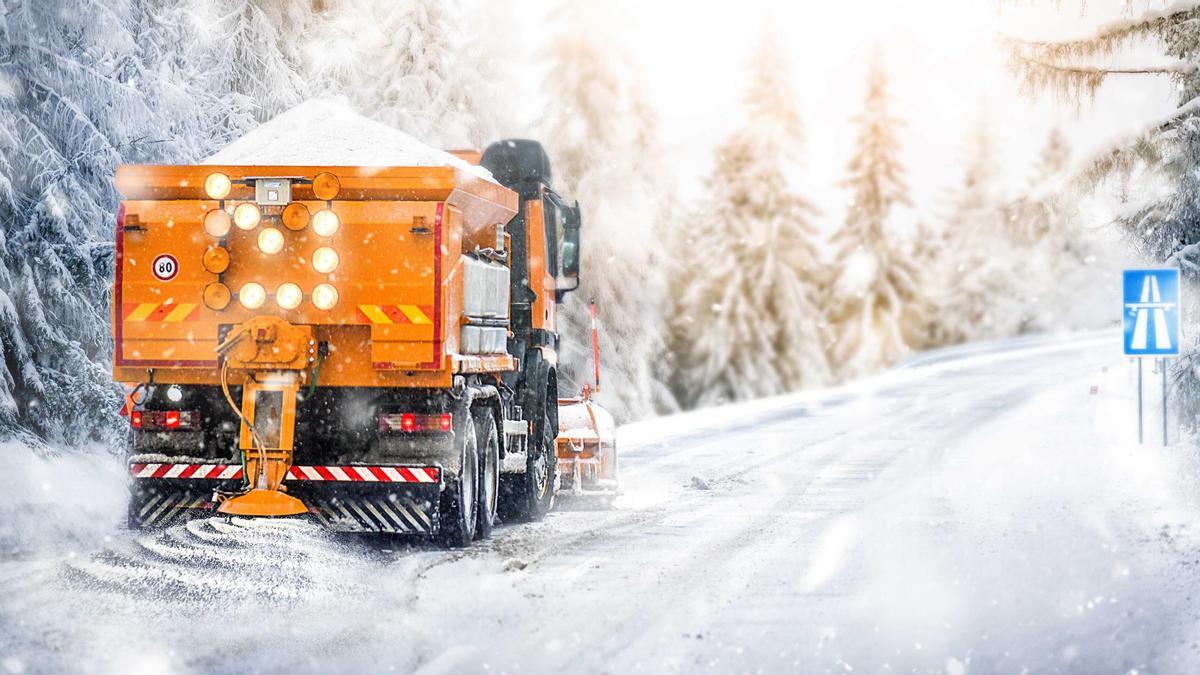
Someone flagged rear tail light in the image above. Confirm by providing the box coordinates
[131,410,198,431]
[380,412,452,433]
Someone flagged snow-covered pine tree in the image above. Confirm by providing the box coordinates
[627,78,682,415]
[1001,127,1075,331]
[301,0,512,150]
[1006,126,1120,334]
[668,31,830,408]
[536,0,674,419]
[928,117,1024,345]
[188,0,308,123]
[827,54,919,378]
[1032,127,1071,192]
[1007,2,1200,412]
[902,221,943,352]
[1005,126,1071,246]
[1025,127,1106,275]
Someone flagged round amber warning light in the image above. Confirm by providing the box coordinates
[312,172,340,201]
[203,282,231,310]
[233,203,261,230]
[311,283,339,310]
[312,209,339,237]
[282,202,310,231]
[203,209,232,238]
[312,247,339,274]
[276,282,303,310]
[203,246,230,274]
[204,172,232,200]
[238,282,266,310]
[258,227,285,255]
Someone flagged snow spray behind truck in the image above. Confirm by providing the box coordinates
[112,110,608,545]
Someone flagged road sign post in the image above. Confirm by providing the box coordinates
[1163,358,1169,447]
[1123,268,1181,445]
[1138,359,1143,444]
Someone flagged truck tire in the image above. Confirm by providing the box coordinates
[439,413,479,547]
[500,370,557,523]
[473,408,500,540]
[525,393,557,521]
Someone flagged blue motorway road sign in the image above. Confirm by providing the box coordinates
[1123,268,1181,357]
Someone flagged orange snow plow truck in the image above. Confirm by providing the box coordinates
[112,139,599,546]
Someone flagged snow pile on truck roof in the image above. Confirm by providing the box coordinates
[204,98,495,182]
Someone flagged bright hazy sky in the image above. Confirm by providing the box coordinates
[505,0,1180,232]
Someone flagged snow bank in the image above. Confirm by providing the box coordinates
[204,98,496,182]
[0,443,127,557]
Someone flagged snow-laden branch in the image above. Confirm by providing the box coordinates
[1005,2,1200,101]
[1095,91,1200,151]
[1003,0,1200,52]
[1015,55,1199,76]
[1027,94,1200,201]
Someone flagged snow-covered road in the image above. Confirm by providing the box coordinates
[3,332,1200,674]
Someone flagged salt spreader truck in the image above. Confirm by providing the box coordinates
[113,140,589,545]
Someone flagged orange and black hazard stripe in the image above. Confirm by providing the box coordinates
[122,301,200,322]
[356,304,434,325]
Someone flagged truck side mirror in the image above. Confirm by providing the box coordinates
[561,205,581,279]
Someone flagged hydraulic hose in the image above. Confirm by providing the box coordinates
[215,329,270,492]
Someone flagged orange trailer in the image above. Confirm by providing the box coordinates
[115,139,583,545]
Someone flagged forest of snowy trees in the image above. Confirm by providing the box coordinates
[0,0,1116,448]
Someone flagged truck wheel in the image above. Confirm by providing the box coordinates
[473,408,500,540]
[503,382,557,522]
[439,413,479,547]
[528,396,557,520]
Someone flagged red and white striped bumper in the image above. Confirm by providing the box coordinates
[127,462,443,534]
[287,465,440,483]
[129,463,440,483]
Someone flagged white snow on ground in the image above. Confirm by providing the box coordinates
[0,443,126,557]
[3,332,1200,673]
[203,98,496,182]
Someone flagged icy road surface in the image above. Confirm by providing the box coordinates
[4,331,1200,674]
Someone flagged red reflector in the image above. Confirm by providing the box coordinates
[380,412,452,433]
[131,410,197,431]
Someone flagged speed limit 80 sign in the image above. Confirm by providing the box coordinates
[152,254,179,282]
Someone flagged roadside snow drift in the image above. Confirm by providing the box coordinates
[0,443,127,557]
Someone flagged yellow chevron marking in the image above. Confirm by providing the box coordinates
[127,303,159,322]
[399,305,432,325]
[162,303,197,322]
[358,304,392,324]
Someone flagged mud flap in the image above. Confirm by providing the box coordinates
[289,483,440,535]
[129,478,233,529]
